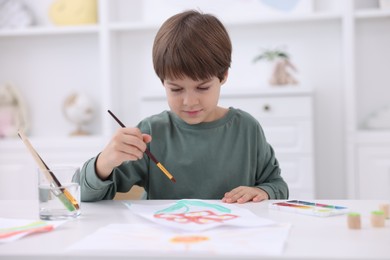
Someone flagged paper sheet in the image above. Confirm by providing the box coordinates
[125,199,276,231]
[68,200,290,256]
[0,218,66,243]
[68,223,291,256]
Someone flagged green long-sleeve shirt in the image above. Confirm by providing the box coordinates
[79,108,289,201]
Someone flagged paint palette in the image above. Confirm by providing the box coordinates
[269,200,349,217]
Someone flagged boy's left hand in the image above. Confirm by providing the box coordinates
[222,186,269,204]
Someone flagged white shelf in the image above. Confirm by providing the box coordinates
[109,22,160,31]
[224,11,341,25]
[0,25,99,37]
[108,11,341,32]
[355,130,390,143]
[0,135,105,150]
[0,12,342,36]
[0,135,105,172]
[355,8,390,18]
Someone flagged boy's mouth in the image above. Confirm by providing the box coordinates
[184,109,202,116]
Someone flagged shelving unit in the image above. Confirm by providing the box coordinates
[344,1,390,199]
[1,0,389,199]
[0,0,342,139]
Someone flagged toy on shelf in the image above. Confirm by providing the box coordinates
[0,84,29,138]
[49,0,98,26]
[0,0,35,29]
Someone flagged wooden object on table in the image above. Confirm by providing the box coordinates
[347,213,361,230]
[371,211,385,228]
[379,204,389,219]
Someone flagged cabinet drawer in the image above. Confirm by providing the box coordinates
[0,163,37,200]
[262,120,312,153]
[219,96,312,119]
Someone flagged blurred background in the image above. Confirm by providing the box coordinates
[0,0,389,200]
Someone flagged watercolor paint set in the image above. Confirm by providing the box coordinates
[269,200,349,217]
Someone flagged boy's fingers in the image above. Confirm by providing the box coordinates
[142,134,152,143]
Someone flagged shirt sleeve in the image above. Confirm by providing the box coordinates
[79,155,115,202]
[79,120,152,202]
[255,124,289,200]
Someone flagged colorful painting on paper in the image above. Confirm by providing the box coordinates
[125,199,275,231]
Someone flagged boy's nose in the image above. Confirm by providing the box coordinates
[183,93,198,106]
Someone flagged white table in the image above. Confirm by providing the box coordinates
[0,200,389,260]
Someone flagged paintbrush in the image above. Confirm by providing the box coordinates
[107,110,176,183]
[17,129,79,212]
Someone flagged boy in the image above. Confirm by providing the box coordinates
[79,10,289,203]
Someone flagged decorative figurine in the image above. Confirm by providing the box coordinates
[253,47,298,86]
[63,93,95,136]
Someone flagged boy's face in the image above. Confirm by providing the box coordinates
[163,75,227,125]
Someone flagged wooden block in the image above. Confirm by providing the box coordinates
[379,203,389,219]
[371,211,385,228]
[347,213,361,229]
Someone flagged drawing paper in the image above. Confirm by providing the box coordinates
[68,223,291,256]
[125,199,276,231]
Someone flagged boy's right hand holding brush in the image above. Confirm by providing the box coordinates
[95,127,152,181]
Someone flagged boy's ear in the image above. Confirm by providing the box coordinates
[221,71,229,84]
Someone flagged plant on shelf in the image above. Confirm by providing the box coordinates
[253,47,298,86]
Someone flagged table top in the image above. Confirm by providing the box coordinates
[0,199,389,260]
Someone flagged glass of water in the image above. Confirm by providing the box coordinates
[38,165,81,220]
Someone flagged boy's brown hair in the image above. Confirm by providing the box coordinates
[152,10,232,83]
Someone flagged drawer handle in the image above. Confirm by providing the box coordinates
[263,104,271,112]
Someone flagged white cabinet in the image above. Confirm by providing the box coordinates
[0,137,104,199]
[141,89,315,199]
[357,144,390,200]
[219,91,315,199]
[348,132,390,199]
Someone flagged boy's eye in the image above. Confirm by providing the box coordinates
[170,88,182,92]
[198,86,210,91]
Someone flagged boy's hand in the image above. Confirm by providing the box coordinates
[222,186,269,204]
[96,127,152,180]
